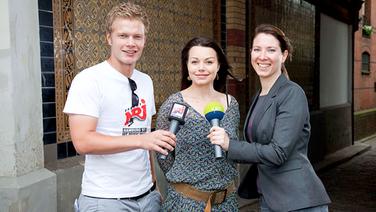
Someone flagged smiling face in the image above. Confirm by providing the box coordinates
[251,33,288,80]
[187,46,220,87]
[106,18,146,72]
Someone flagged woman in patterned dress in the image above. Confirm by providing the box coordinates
[156,37,240,211]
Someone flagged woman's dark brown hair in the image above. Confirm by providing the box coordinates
[253,24,293,79]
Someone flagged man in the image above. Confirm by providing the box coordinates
[63,2,175,211]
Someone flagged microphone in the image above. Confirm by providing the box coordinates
[204,101,225,159]
[159,102,188,160]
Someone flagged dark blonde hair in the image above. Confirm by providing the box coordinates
[253,24,293,78]
[105,2,149,34]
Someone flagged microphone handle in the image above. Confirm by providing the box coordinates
[215,145,223,159]
[159,120,180,160]
[169,120,180,134]
[210,119,220,127]
[210,119,223,159]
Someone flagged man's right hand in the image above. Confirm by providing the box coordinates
[140,130,176,155]
[69,114,176,155]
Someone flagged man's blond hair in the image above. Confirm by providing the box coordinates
[105,2,149,34]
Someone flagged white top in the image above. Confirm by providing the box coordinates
[63,61,156,198]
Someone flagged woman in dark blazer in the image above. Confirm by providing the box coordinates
[208,24,331,212]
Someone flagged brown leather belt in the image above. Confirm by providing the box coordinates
[171,182,236,212]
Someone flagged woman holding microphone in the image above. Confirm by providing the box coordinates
[209,24,331,212]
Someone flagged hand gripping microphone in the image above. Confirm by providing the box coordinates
[159,102,188,160]
[204,101,225,159]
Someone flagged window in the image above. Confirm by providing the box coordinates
[361,52,370,75]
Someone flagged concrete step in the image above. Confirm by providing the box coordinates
[314,142,371,173]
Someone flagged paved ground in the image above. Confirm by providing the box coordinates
[318,138,376,212]
[239,136,376,212]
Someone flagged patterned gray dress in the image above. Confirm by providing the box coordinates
[156,92,240,212]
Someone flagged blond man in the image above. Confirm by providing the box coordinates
[64,2,175,211]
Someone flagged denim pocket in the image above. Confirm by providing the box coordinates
[73,198,79,212]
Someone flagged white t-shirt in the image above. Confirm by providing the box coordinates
[63,61,156,198]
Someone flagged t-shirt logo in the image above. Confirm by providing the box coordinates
[124,99,147,127]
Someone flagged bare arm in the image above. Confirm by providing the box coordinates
[69,114,176,155]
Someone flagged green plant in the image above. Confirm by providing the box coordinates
[362,25,373,36]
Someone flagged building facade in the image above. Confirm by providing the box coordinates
[0,0,363,211]
[354,0,376,140]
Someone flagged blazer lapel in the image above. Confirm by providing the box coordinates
[269,74,288,96]
[250,94,273,143]
[244,74,288,143]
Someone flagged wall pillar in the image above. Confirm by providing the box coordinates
[225,0,249,127]
[226,0,247,79]
[0,0,56,211]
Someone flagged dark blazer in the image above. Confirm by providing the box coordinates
[228,74,331,212]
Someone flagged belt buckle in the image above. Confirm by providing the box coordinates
[221,189,227,203]
[212,189,227,204]
[216,189,227,204]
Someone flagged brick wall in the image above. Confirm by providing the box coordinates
[226,0,247,79]
[225,0,249,129]
[354,0,376,140]
[354,32,376,111]
[354,0,376,111]
[354,109,376,140]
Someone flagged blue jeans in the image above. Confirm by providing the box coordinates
[260,195,329,212]
[74,190,161,212]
